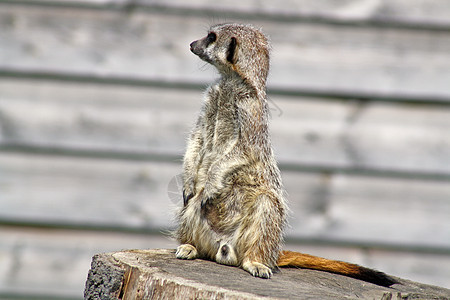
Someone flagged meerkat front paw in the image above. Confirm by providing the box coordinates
[242,260,273,279]
[176,244,198,260]
[182,180,196,206]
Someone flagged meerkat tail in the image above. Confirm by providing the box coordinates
[277,250,397,287]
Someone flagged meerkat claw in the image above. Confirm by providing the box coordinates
[200,197,213,209]
[182,190,193,206]
[242,261,273,279]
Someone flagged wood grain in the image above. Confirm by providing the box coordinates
[0,227,176,299]
[1,79,450,176]
[84,249,450,299]
[1,5,450,100]
[10,0,450,28]
[1,227,448,298]
[0,1,449,298]
[0,153,182,230]
[1,152,449,249]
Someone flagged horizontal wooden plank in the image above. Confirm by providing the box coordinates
[1,152,449,249]
[0,153,181,229]
[0,226,177,299]
[0,79,196,157]
[1,79,450,176]
[272,96,450,176]
[283,170,450,249]
[1,5,450,100]
[0,226,448,300]
[8,0,450,29]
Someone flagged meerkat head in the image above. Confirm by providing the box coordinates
[190,23,270,90]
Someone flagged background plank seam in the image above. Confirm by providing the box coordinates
[1,0,450,32]
[1,70,450,105]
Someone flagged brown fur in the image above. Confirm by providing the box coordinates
[175,23,396,286]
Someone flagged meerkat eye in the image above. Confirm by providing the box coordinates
[206,32,217,44]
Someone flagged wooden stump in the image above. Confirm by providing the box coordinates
[84,249,450,300]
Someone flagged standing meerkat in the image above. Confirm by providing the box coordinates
[175,23,395,286]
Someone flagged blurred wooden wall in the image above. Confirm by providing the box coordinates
[0,0,449,298]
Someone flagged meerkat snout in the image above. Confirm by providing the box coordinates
[190,39,209,63]
[189,40,200,55]
[189,40,201,53]
[190,31,218,62]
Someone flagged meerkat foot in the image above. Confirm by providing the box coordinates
[176,244,198,260]
[242,260,273,279]
[215,243,238,266]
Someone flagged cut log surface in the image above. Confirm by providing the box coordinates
[84,249,450,300]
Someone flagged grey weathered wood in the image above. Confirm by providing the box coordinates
[283,170,450,249]
[84,255,125,300]
[271,98,450,176]
[0,79,197,157]
[84,249,450,300]
[141,0,450,28]
[1,227,449,298]
[1,152,449,249]
[1,79,450,176]
[1,5,450,100]
[1,1,450,298]
[0,227,177,299]
[0,153,182,229]
[13,0,450,28]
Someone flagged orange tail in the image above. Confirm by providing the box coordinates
[277,250,396,287]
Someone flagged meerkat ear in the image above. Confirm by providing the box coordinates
[226,37,237,64]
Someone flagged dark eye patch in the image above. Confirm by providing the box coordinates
[206,32,217,44]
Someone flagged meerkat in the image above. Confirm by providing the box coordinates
[175,23,396,287]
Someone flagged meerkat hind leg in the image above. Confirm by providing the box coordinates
[176,244,198,260]
[242,260,273,279]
